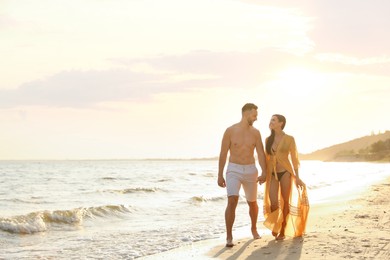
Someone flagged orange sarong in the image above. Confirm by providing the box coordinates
[263,178,309,237]
[263,134,309,237]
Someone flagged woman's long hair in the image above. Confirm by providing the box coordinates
[265,114,286,155]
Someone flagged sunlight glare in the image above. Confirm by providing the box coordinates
[271,67,328,97]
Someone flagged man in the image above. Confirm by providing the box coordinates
[217,103,267,247]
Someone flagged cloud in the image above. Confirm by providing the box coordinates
[307,0,390,56]
[118,50,313,85]
[314,53,390,66]
[241,0,390,56]
[0,65,226,108]
[0,70,162,108]
[1,48,389,109]
[0,14,25,29]
[0,49,299,108]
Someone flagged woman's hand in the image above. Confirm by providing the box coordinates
[295,177,305,189]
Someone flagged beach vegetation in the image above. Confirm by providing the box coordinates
[300,131,390,162]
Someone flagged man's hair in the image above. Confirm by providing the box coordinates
[242,103,258,113]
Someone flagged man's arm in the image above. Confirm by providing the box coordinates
[255,130,267,184]
[218,128,230,188]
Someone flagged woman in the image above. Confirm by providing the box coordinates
[261,114,309,240]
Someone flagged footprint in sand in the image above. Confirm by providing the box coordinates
[355,214,369,219]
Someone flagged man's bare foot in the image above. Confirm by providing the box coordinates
[276,234,285,240]
[272,232,278,237]
[226,239,234,247]
[251,229,261,239]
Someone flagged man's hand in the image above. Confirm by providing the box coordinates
[218,176,226,188]
[257,174,266,185]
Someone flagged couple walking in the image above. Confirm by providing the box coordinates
[217,103,309,247]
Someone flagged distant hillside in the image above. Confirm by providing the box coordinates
[300,131,390,162]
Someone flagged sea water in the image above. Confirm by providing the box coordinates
[1,160,389,259]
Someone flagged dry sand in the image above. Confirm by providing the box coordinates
[141,177,390,259]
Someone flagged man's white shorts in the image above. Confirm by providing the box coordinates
[226,162,258,202]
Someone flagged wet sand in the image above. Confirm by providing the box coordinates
[141,177,390,259]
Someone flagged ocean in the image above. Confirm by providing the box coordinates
[1,160,389,259]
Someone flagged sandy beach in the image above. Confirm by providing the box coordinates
[142,177,390,259]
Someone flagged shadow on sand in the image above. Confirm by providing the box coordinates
[211,236,304,259]
[247,237,304,260]
[212,239,256,259]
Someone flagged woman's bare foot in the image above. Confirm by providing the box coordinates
[276,222,286,240]
[272,232,278,237]
[251,229,261,239]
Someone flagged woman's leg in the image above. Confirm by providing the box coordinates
[277,173,292,240]
[269,176,279,237]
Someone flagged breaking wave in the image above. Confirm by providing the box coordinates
[0,204,132,234]
[191,195,226,203]
[105,187,159,194]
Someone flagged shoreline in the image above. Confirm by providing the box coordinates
[140,176,390,259]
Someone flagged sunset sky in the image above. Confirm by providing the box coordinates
[1,0,389,160]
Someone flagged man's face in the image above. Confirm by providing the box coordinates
[247,109,258,126]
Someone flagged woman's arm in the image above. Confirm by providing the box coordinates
[290,136,300,178]
[290,136,305,188]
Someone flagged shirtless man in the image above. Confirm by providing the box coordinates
[218,103,267,247]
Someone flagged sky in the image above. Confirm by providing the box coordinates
[0,0,389,160]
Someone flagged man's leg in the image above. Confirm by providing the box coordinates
[242,170,261,239]
[225,195,238,246]
[247,200,261,239]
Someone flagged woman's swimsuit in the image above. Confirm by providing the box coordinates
[272,170,288,181]
[271,147,287,181]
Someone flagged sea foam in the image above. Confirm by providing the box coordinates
[0,204,132,234]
